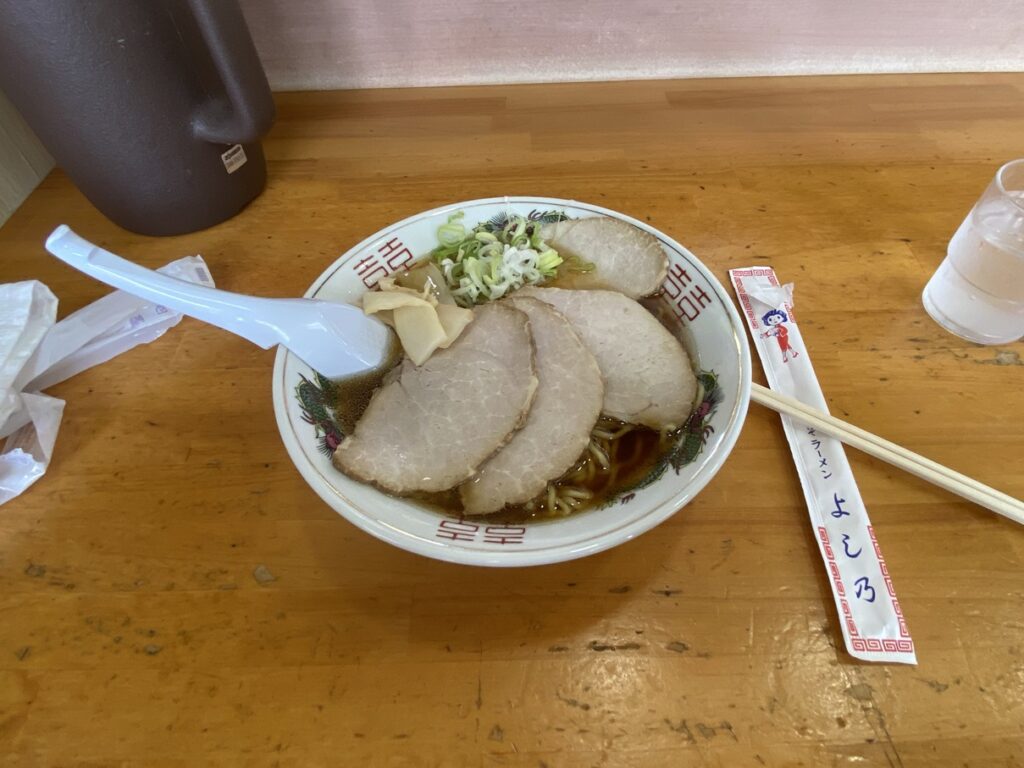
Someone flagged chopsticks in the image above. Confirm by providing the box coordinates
[750,382,1024,526]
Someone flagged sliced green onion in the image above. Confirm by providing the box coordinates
[429,210,571,306]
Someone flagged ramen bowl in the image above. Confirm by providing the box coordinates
[272,197,751,567]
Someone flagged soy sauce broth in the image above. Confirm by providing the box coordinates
[326,334,402,434]
[488,424,679,524]
[406,422,681,525]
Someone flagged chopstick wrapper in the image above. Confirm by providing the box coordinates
[730,267,916,665]
[0,255,214,505]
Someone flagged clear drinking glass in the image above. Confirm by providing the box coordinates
[922,159,1024,344]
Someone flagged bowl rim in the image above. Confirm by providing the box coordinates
[272,196,752,567]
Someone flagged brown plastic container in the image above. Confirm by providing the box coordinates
[0,0,275,236]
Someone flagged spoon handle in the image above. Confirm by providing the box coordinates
[46,225,286,349]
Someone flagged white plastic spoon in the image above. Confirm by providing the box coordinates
[45,225,393,378]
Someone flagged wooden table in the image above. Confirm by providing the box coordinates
[1,74,1023,767]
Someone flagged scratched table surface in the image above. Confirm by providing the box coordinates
[1,74,1023,767]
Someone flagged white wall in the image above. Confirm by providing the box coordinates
[240,0,1024,90]
[0,89,53,226]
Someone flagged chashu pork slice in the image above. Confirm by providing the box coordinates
[334,303,537,494]
[460,297,603,515]
[518,286,696,429]
[540,217,668,299]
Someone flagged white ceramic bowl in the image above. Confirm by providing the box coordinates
[272,197,751,566]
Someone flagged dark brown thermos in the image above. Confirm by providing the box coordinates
[0,0,275,236]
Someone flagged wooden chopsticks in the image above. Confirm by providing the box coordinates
[750,382,1024,525]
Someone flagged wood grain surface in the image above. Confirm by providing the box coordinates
[1,73,1023,767]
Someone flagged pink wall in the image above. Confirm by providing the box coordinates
[240,0,1023,90]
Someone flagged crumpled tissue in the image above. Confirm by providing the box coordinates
[0,255,214,505]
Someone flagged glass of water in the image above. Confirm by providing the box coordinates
[922,158,1024,344]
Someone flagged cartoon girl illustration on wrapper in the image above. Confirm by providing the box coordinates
[761,309,799,363]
